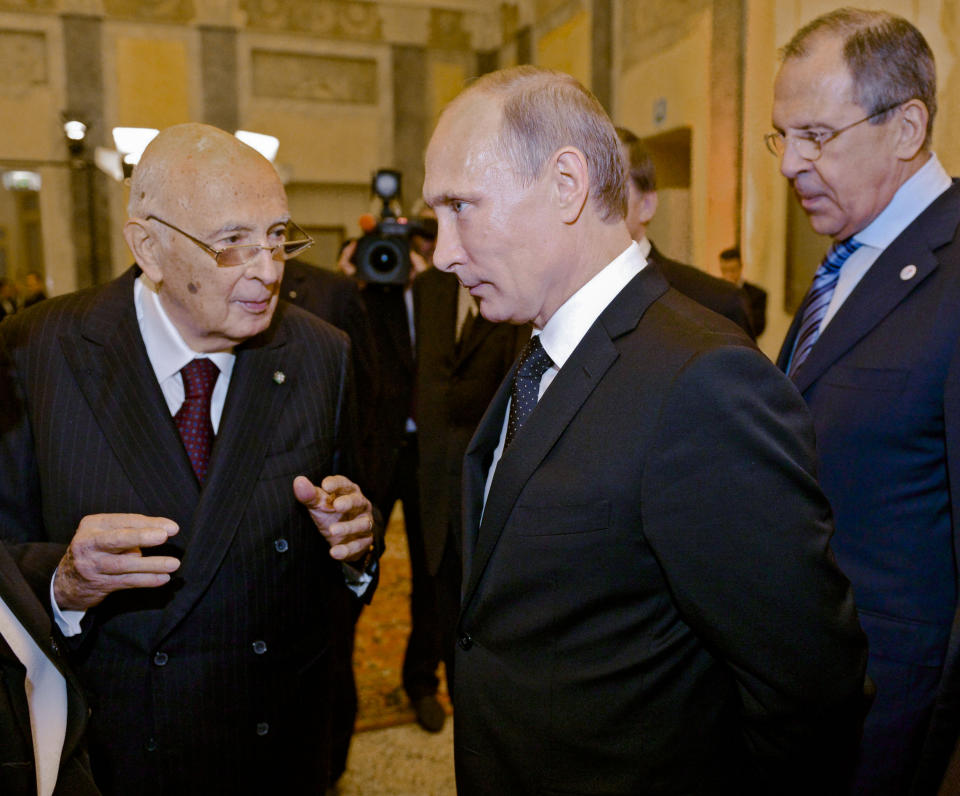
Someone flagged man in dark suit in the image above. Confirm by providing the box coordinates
[0,541,99,795]
[615,127,756,338]
[719,246,767,337]
[355,225,453,731]
[423,65,867,795]
[0,123,379,795]
[279,259,380,786]
[412,265,527,696]
[770,10,960,794]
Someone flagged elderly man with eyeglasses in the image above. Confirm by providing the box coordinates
[0,123,381,795]
[768,10,960,794]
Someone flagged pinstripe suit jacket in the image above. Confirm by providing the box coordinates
[0,266,374,795]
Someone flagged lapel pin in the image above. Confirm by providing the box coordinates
[900,264,917,281]
[288,290,298,299]
[273,370,286,385]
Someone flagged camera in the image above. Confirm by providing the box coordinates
[352,169,437,286]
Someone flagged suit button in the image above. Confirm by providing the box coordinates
[458,633,473,651]
[49,637,60,655]
[153,651,169,666]
[256,722,269,736]
[274,538,289,553]
[252,640,267,655]
[145,738,158,752]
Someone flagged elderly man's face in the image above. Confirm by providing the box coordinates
[150,157,288,352]
[772,35,906,241]
[423,96,562,328]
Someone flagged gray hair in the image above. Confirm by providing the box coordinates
[457,66,627,221]
[781,7,936,148]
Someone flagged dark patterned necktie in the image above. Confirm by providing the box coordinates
[789,236,863,376]
[175,358,219,483]
[505,335,554,450]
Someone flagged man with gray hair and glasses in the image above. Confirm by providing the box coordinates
[769,9,960,793]
[0,123,381,794]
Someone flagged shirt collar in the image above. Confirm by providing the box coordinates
[134,276,235,384]
[538,242,646,369]
[855,153,952,250]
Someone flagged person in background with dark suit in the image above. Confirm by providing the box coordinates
[718,246,767,336]
[21,271,46,308]
[0,540,100,795]
[343,224,447,733]
[0,123,380,795]
[279,258,380,790]
[424,64,867,796]
[615,126,756,337]
[412,259,528,700]
[770,9,960,793]
[0,277,18,320]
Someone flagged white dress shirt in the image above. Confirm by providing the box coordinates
[482,243,648,508]
[0,595,67,796]
[821,153,952,332]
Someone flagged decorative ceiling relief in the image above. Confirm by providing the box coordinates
[242,0,381,40]
[251,49,378,104]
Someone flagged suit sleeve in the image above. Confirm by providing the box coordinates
[0,320,45,544]
[641,343,867,792]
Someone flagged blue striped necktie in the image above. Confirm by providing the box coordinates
[789,237,863,376]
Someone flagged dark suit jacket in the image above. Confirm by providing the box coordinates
[281,260,380,477]
[742,280,768,337]
[359,283,416,511]
[412,268,528,575]
[0,542,99,795]
[777,180,960,795]
[454,266,867,795]
[0,267,378,795]
[647,243,756,338]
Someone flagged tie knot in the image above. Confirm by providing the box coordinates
[822,237,863,273]
[517,335,553,381]
[180,358,219,400]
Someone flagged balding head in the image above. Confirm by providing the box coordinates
[128,123,279,219]
[123,123,291,353]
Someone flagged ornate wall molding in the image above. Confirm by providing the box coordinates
[251,49,378,104]
[0,29,47,94]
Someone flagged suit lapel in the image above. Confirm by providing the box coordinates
[59,269,199,514]
[460,267,668,609]
[790,181,960,393]
[0,545,89,759]
[154,322,293,642]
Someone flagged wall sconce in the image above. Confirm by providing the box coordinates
[235,130,279,162]
[61,113,88,158]
[2,170,42,191]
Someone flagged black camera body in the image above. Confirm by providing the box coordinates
[353,216,419,286]
[351,168,437,286]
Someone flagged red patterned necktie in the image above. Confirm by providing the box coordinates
[174,358,219,483]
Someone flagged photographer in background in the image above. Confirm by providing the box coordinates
[345,174,446,733]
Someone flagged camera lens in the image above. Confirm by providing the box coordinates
[369,242,399,273]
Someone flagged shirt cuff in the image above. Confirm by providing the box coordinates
[49,572,86,637]
[342,560,376,597]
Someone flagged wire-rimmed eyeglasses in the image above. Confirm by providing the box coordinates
[764,101,904,161]
[147,215,314,268]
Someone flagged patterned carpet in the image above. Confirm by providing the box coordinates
[354,506,451,731]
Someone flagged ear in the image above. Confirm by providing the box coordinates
[552,147,590,224]
[636,189,658,226]
[124,218,163,284]
[894,99,929,160]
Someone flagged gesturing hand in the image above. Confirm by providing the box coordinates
[293,474,376,563]
[54,514,181,611]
